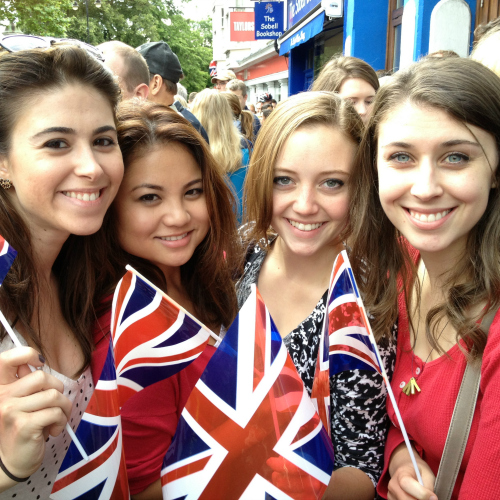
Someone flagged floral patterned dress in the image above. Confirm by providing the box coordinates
[236,240,397,489]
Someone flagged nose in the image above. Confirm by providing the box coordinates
[161,199,191,227]
[355,101,367,119]
[73,144,104,181]
[293,184,318,215]
[410,160,444,200]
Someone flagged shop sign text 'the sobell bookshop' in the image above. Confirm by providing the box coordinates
[254,2,284,39]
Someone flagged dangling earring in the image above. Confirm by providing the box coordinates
[0,179,12,190]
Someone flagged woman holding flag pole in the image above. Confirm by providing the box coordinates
[0,43,124,498]
[350,57,500,500]
[94,100,240,498]
[237,91,396,499]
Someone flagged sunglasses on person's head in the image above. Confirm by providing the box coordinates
[0,35,104,62]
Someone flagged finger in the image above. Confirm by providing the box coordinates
[388,478,419,500]
[400,475,436,500]
[26,406,69,435]
[0,347,45,383]
[2,369,64,398]
[12,388,72,419]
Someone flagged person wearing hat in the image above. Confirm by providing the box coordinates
[137,41,209,143]
[211,68,237,91]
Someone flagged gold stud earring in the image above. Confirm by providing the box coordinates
[0,179,12,190]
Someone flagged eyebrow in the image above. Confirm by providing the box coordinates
[30,125,116,140]
[275,168,350,176]
[131,178,203,192]
[380,139,481,149]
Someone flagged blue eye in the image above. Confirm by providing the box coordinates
[445,153,468,164]
[273,176,293,186]
[390,153,411,163]
[323,179,343,189]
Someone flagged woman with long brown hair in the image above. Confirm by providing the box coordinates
[95,101,240,499]
[350,57,500,500]
[0,44,123,498]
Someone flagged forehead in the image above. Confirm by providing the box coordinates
[339,77,376,98]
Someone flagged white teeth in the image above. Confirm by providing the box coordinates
[160,233,188,241]
[288,220,323,231]
[63,190,100,201]
[409,209,451,222]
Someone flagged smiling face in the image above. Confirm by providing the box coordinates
[0,83,124,241]
[377,101,498,261]
[338,77,376,124]
[271,124,356,258]
[114,143,210,274]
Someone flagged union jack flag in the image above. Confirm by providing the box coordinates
[209,60,217,77]
[51,337,129,499]
[0,235,17,285]
[161,285,334,499]
[327,251,382,375]
[110,268,213,408]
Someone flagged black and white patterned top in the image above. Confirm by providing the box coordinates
[237,240,397,489]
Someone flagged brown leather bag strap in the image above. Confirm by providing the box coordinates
[434,308,498,500]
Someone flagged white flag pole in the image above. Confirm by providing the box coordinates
[0,307,89,461]
[341,251,424,486]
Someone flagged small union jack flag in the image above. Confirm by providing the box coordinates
[161,285,334,499]
[110,268,213,408]
[209,60,217,77]
[51,337,129,499]
[0,235,17,285]
[327,251,382,375]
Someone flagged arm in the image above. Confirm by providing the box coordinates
[0,347,72,492]
[322,467,374,500]
[131,479,162,500]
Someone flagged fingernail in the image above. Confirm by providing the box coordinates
[39,354,45,364]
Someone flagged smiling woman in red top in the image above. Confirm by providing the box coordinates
[350,57,500,500]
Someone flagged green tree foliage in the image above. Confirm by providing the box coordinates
[1,0,212,93]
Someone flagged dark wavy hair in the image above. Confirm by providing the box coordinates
[350,57,500,356]
[96,101,240,329]
[0,46,121,373]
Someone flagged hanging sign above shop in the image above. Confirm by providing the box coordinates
[230,11,256,42]
[287,0,321,28]
[254,2,284,39]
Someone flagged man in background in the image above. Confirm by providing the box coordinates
[98,40,149,100]
[137,41,209,143]
[211,69,236,91]
[226,79,261,139]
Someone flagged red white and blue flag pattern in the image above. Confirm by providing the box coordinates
[327,251,382,376]
[51,337,129,499]
[209,60,217,77]
[0,235,17,285]
[161,285,334,500]
[110,269,212,408]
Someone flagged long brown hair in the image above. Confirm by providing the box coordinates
[96,101,240,329]
[0,46,121,371]
[243,91,363,246]
[350,57,500,355]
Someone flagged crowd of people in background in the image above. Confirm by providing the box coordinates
[1,15,500,499]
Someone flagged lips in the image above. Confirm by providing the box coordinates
[287,219,324,232]
[62,189,101,201]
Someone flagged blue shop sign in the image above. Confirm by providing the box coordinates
[287,0,322,28]
[279,11,325,55]
[254,2,284,39]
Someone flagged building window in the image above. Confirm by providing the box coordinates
[386,0,404,71]
[221,8,224,28]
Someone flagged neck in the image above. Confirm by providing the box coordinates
[270,237,343,285]
[29,226,69,283]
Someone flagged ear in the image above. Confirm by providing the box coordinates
[134,83,149,100]
[149,75,163,96]
[0,155,10,179]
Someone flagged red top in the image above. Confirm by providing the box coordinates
[377,276,500,499]
[92,310,215,495]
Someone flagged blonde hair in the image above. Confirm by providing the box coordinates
[222,91,255,144]
[191,89,242,173]
[471,30,500,78]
